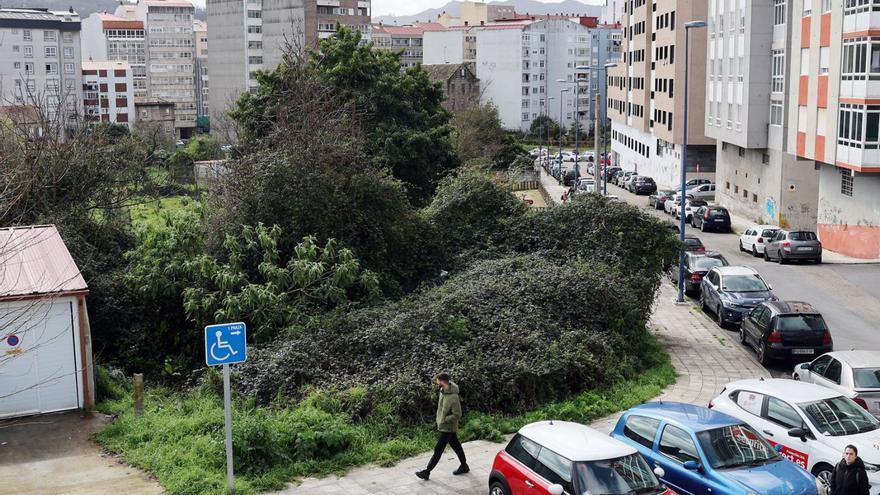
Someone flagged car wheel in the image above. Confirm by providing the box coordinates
[739,327,747,345]
[489,481,510,495]
[815,257,822,264]
[793,373,800,381]
[778,251,786,265]
[764,250,771,262]
[758,341,772,366]
[739,241,745,252]
[716,306,726,329]
[813,464,834,495]
[752,246,759,257]
[700,293,708,312]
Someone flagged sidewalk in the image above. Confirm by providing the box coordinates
[538,167,568,206]
[272,283,770,495]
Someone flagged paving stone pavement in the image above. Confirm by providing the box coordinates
[272,283,770,495]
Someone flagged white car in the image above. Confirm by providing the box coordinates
[794,351,880,419]
[739,225,781,256]
[621,173,639,189]
[676,199,708,222]
[711,378,880,493]
[665,195,683,215]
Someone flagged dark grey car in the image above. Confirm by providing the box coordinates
[764,230,822,264]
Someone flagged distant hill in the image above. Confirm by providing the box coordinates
[374,0,603,26]
[2,0,206,21]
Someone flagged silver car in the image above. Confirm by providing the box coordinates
[793,351,880,419]
[686,183,716,201]
[764,229,822,264]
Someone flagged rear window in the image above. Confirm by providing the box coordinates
[776,314,827,331]
[709,208,729,217]
[690,200,708,207]
[853,369,880,389]
[789,231,818,241]
[693,256,727,270]
[684,238,703,247]
[761,229,779,238]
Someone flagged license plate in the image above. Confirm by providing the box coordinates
[792,349,814,355]
[798,247,813,252]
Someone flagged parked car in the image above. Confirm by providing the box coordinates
[692,206,732,233]
[675,199,708,222]
[629,176,657,195]
[700,266,777,328]
[739,225,781,257]
[612,402,819,495]
[793,351,880,418]
[489,421,676,495]
[710,378,880,493]
[739,301,832,366]
[562,169,578,187]
[764,230,823,264]
[682,234,706,254]
[678,178,712,191]
[615,171,635,186]
[664,195,683,215]
[650,189,676,209]
[604,166,622,181]
[574,177,596,194]
[685,183,716,201]
[670,251,729,295]
[621,172,640,189]
[529,148,542,158]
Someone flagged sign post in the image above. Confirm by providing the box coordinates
[205,322,247,494]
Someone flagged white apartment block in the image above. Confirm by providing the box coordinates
[0,8,83,128]
[82,60,136,128]
[121,0,197,138]
[424,17,616,134]
[193,19,209,126]
[82,13,149,100]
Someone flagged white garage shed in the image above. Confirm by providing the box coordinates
[0,225,94,419]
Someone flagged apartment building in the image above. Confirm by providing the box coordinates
[607,0,715,188]
[193,19,209,129]
[82,13,149,100]
[424,17,618,134]
[372,23,443,68]
[121,0,197,138]
[706,0,819,230]
[82,60,136,128]
[0,8,83,128]
[207,0,370,135]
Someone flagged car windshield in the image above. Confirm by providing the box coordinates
[799,397,880,436]
[722,275,769,292]
[761,229,780,238]
[684,238,703,247]
[574,454,663,495]
[789,231,818,241]
[693,256,728,270]
[854,369,880,389]
[709,208,729,217]
[697,424,779,470]
[776,314,827,331]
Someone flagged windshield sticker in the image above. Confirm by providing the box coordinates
[767,440,809,470]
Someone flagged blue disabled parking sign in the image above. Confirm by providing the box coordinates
[205,322,247,366]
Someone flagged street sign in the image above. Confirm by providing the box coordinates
[204,322,247,366]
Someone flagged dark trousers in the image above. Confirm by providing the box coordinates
[425,431,467,472]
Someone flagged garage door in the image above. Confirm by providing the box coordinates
[0,298,82,419]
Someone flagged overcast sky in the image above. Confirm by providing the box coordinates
[190,0,603,20]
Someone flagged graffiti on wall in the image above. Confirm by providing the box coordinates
[765,197,777,223]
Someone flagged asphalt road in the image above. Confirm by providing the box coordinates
[595,176,880,373]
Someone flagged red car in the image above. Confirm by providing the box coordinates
[489,421,678,495]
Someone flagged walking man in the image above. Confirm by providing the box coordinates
[415,373,468,480]
[829,445,870,495]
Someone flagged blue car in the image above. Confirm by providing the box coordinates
[611,402,818,495]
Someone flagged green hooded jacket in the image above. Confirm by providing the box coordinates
[435,382,462,432]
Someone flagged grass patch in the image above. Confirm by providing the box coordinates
[94,341,675,495]
[129,196,198,231]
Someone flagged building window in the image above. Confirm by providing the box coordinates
[838,103,880,149]
[771,50,785,92]
[63,46,74,59]
[45,63,58,75]
[63,32,73,43]
[247,25,262,34]
[820,47,830,74]
[24,62,34,74]
[23,29,32,41]
[522,112,529,121]
[774,0,786,25]
[248,56,263,64]
[23,45,33,58]
[248,41,262,49]
[247,10,261,18]
[64,63,75,74]
[840,168,854,197]
[44,30,56,42]
[45,46,57,58]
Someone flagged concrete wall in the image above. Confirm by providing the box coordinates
[207,0,247,135]
[818,169,880,259]
[475,28,521,129]
[80,15,108,61]
[423,30,465,64]
[611,121,714,188]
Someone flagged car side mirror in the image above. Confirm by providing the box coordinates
[788,427,807,441]
[768,284,773,290]
[653,466,666,478]
[682,460,701,471]
[548,484,564,495]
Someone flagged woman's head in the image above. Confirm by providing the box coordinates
[844,445,859,465]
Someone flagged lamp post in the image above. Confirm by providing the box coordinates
[677,20,707,304]
[547,96,555,167]
[577,63,617,195]
[558,87,570,160]
[557,77,587,179]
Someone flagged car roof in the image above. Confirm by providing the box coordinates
[714,266,758,276]
[726,378,841,403]
[826,351,880,369]
[627,402,741,431]
[519,421,636,461]
[750,225,780,231]
[762,301,819,315]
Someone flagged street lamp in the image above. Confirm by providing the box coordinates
[558,87,570,161]
[547,96,555,166]
[577,62,617,195]
[677,20,707,304]
[557,77,588,178]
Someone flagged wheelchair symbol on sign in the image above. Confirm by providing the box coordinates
[209,330,238,362]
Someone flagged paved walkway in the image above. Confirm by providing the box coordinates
[273,283,770,495]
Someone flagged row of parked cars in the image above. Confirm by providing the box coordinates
[492,364,880,495]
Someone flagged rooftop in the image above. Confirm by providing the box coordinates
[0,225,88,301]
[83,59,132,71]
[0,8,77,22]
[519,421,635,461]
[422,63,475,82]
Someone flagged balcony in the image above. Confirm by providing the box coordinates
[317,0,341,6]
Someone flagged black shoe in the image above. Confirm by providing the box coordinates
[415,470,430,480]
[453,464,470,475]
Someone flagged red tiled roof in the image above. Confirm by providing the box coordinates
[373,22,445,35]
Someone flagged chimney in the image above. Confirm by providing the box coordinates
[480,20,484,25]
[69,6,74,13]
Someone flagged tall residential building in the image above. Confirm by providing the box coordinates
[82,60,136,128]
[424,17,618,134]
[706,0,819,231]
[121,0,197,138]
[784,0,880,259]
[607,1,715,188]
[193,19,209,129]
[371,23,443,69]
[0,8,83,128]
[81,13,149,99]
[207,0,371,133]
[602,0,624,25]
